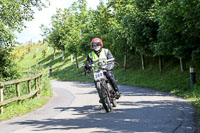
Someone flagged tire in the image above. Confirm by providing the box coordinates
[107,82,117,107]
[103,95,112,112]
[99,81,112,112]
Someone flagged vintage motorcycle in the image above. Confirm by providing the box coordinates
[81,58,118,112]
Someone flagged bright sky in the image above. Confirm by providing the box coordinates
[16,0,106,44]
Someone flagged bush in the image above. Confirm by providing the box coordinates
[33,53,36,59]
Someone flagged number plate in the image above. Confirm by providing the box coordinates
[94,71,104,81]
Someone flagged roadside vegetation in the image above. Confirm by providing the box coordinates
[0,42,52,121]
[0,0,52,121]
[0,76,52,121]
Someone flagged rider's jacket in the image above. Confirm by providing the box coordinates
[89,48,108,71]
[86,48,114,72]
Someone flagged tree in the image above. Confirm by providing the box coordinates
[109,0,157,70]
[67,0,89,68]
[0,0,46,80]
[154,0,200,71]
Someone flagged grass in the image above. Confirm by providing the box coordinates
[0,76,52,121]
[0,43,53,121]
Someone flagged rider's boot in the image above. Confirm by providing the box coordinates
[111,82,121,99]
[115,90,121,99]
[106,71,121,99]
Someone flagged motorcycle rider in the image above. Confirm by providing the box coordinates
[85,38,121,100]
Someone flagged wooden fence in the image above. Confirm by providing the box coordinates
[0,73,43,114]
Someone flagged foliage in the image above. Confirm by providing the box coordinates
[0,0,46,47]
[0,42,52,121]
[0,0,47,81]
[41,0,200,68]
[0,48,20,81]
[42,49,47,58]
[154,0,200,59]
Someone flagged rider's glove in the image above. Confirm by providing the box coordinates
[85,61,91,69]
[105,63,114,71]
[85,61,93,72]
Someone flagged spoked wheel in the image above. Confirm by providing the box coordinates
[97,82,112,112]
[103,93,112,112]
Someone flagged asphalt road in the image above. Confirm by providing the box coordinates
[0,80,196,133]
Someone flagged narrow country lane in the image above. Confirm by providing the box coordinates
[0,80,196,133]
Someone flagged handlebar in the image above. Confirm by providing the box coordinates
[88,58,115,69]
[80,58,119,75]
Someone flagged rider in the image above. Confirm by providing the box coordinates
[85,37,121,100]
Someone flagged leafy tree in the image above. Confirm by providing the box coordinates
[0,0,46,80]
[109,0,158,70]
[154,0,200,71]
[42,0,200,72]
[68,0,89,68]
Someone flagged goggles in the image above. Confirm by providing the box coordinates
[92,42,101,46]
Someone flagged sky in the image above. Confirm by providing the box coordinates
[16,0,106,44]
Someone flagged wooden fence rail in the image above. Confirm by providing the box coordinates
[0,73,43,114]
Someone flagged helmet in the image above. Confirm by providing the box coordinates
[91,38,103,51]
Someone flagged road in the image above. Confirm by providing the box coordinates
[0,80,196,133]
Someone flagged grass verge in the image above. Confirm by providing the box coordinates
[0,75,52,121]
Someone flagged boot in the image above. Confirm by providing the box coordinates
[115,91,121,99]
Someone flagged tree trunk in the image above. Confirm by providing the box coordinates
[141,54,145,70]
[159,55,163,72]
[54,48,56,59]
[124,53,127,70]
[180,57,185,72]
[62,49,65,60]
[75,53,79,68]
[71,54,73,63]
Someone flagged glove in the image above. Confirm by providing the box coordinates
[85,61,91,69]
[105,63,114,71]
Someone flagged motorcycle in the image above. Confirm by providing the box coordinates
[80,58,118,112]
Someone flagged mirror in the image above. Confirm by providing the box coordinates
[79,62,85,68]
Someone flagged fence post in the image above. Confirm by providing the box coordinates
[35,78,38,97]
[28,80,31,94]
[39,75,42,93]
[0,83,4,114]
[27,80,32,99]
[16,83,21,104]
[49,66,52,77]
[190,66,196,88]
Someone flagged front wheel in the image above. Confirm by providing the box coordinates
[103,94,112,112]
[97,82,112,112]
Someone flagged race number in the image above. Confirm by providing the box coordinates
[94,71,104,81]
